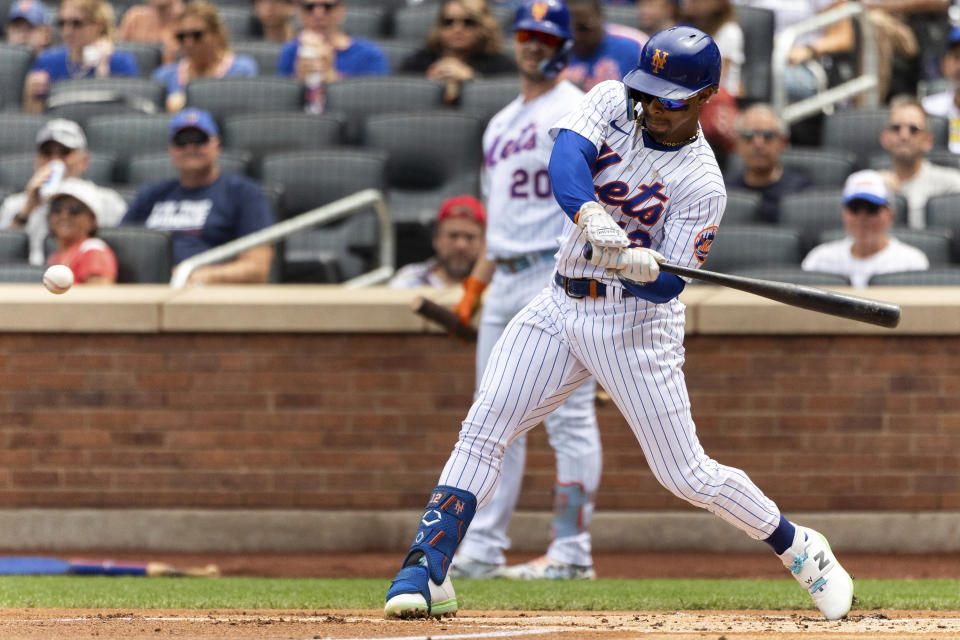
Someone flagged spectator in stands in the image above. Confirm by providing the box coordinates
[399,0,515,105]
[0,119,126,267]
[637,0,678,35]
[877,95,960,229]
[562,0,642,90]
[250,0,296,43]
[152,0,258,113]
[46,178,117,284]
[727,104,812,223]
[389,195,485,288]
[802,169,928,287]
[681,0,741,97]
[5,0,52,54]
[117,0,184,64]
[922,25,960,154]
[23,0,139,114]
[121,109,275,284]
[277,0,389,111]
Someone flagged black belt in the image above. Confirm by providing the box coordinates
[554,272,634,299]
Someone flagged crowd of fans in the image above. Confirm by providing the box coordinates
[0,0,957,287]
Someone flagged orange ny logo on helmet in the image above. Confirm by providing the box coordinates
[531,1,548,20]
[651,49,668,74]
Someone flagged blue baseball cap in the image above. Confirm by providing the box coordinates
[8,0,50,26]
[169,108,219,139]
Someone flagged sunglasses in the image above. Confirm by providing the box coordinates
[171,129,211,147]
[301,1,339,12]
[175,29,206,43]
[737,129,779,142]
[515,29,561,48]
[886,123,923,135]
[441,16,479,28]
[56,17,88,29]
[845,200,882,215]
[636,91,689,111]
[49,201,89,216]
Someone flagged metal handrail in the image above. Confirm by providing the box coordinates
[169,188,394,289]
[771,3,878,125]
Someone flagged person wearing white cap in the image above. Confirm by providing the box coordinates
[0,118,126,267]
[45,177,117,284]
[801,169,929,288]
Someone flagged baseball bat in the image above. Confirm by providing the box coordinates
[583,245,901,328]
[412,296,478,341]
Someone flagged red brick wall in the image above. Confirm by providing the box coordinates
[0,333,956,511]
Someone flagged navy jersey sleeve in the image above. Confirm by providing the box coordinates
[549,129,600,221]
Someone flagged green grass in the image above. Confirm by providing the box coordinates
[0,577,957,612]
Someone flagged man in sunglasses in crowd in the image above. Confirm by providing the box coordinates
[386,25,856,622]
[801,169,928,287]
[876,95,960,229]
[0,118,125,266]
[445,0,602,583]
[121,109,275,285]
[727,103,812,223]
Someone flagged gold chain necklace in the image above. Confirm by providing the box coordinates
[639,120,699,147]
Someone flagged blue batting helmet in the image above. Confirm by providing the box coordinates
[513,0,572,41]
[623,26,721,100]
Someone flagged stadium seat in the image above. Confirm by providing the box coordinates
[363,111,483,266]
[260,148,388,282]
[218,5,255,41]
[869,268,960,285]
[725,148,857,188]
[98,227,172,283]
[46,77,166,124]
[0,263,44,283]
[126,149,251,185]
[232,41,283,77]
[393,4,438,42]
[223,112,344,176]
[604,5,640,29]
[343,6,388,38]
[370,39,419,74]
[780,188,908,253]
[185,77,304,120]
[0,229,29,263]
[459,77,521,123]
[0,151,115,190]
[728,266,850,286]
[701,224,803,272]
[722,189,763,225]
[819,227,951,265]
[0,113,47,153]
[115,41,163,77]
[324,76,444,144]
[0,44,34,111]
[735,5,774,103]
[84,114,171,181]
[923,193,960,262]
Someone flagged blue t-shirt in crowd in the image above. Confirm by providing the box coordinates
[564,34,641,91]
[121,173,274,265]
[276,36,389,77]
[31,47,139,81]
[151,55,259,98]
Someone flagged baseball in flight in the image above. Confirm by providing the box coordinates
[43,264,74,294]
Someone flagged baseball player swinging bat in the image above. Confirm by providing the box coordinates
[412,296,478,341]
[584,245,901,328]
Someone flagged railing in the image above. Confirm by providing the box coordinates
[771,2,878,125]
[169,188,394,289]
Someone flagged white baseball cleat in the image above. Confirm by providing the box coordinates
[448,556,504,579]
[384,556,458,619]
[498,555,596,580]
[779,525,854,620]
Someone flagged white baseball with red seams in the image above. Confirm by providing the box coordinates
[43,264,74,294]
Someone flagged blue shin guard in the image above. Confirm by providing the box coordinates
[401,485,477,584]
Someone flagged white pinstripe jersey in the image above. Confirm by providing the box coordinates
[482,80,584,258]
[548,80,727,289]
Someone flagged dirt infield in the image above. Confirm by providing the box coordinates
[1,608,959,640]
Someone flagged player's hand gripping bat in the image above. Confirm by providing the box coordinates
[583,245,901,328]
[412,296,478,341]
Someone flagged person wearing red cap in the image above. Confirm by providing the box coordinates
[388,195,486,288]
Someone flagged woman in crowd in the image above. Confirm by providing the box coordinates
[152,0,258,113]
[400,0,516,105]
[23,0,139,113]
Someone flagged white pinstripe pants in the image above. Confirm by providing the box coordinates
[440,281,782,542]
